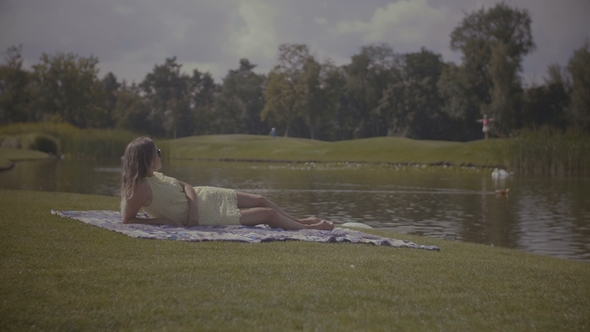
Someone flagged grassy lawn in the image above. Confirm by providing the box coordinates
[0,148,49,169]
[1,189,589,330]
[1,134,511,169]
[169,135,510,167]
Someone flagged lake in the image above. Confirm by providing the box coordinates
[2,158,589,262]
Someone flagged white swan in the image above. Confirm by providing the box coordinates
[491,168,511,179]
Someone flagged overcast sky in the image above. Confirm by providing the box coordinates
[1,0,588,86]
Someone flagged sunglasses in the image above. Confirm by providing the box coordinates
[157,148,162,158]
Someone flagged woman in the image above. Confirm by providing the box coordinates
[120,137,334,230]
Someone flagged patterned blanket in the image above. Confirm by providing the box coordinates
[51,210,440,251]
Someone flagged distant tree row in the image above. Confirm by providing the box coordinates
[1,2,589,141]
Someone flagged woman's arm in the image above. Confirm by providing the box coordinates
[179,181,199,225]
[121,180,184,227]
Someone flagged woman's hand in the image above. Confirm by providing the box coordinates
[180,181,199,225]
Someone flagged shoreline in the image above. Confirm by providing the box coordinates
[174,157,507,170]
[0,150,508,173]
[0,161,15,172]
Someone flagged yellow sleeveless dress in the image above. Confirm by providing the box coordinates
[142,172,241,227]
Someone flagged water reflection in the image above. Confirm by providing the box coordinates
[1,159,589,262]
[1,159,122,196]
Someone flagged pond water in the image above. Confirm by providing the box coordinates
[2,158,589,263]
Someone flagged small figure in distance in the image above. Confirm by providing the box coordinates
[269,127,276,139]
[120,137,334,231]
[477,114,495,140]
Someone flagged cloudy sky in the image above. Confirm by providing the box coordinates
[1,0,588,85]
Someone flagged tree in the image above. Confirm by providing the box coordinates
[307,59,346,140]
[298,57,344,140]
[0,45,31,125]
[215,59,267,134]
[344,44,402,138]
[437,63,482,140]
[113,83,152,133]
[319,62,348,141]
[567,42,590,130]
[450,2,535,64]
[140,57,191,138]
[189,69,218,135]
[262,44,312,137]
[487,42,523,136]
[522,64,569,130]
[30,52,106,127]
[101,72,120,128]
[298,57,322,139]
[449,2,534,134]
[378,48,447,139]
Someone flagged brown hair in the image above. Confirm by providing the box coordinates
[120,137,156,210]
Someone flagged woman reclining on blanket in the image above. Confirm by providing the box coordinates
[120,137,334,230]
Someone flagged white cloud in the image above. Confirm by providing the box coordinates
[336,0,450,44]
[113,4,133,15]
[1,0,588,84]
[226,0,279,61]
[314,17,328,25]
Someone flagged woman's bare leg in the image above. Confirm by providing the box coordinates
[236,192,333,228]
[236,192,329,225]
[239,207,333,230]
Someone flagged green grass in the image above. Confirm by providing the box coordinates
[2,123,589,174]
[169,135,511,167]
[2,125,589,173]
[0,147,49,169]
[1,189,589,330]
[0,133,509,172]
[0,147,49,161]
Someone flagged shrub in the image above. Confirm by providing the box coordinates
[29,134,59,154]
[0,136,21,149]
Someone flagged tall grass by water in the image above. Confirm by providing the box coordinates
[504,128,590,175]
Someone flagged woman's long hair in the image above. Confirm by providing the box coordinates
[120,137,156,211]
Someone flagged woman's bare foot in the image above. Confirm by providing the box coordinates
[300,216,323,225]
[307,220,334,230]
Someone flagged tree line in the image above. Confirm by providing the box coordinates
[1,2,589,141]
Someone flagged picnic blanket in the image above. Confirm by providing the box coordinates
[51,210,440,251]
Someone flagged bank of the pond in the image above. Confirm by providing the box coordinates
[2,130,589,174]
[1,188,589,330]
[0,147,49,171]
[0,134,510,171]
[168,135,511,168]
[2,122,589,174]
